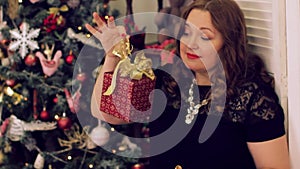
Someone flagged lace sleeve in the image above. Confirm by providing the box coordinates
[245,84,286,142]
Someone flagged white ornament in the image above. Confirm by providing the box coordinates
[6,115,57,141]
[23,119,57,131]
[89,120,109,146]
[8,22,40,59]
[67,28,103,50]
[6,115,24,141]
[33,153,45,169]
[121,136,137,150]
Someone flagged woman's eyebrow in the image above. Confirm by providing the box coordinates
[185,23,214,33]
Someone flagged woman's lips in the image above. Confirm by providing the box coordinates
[187,53,201,59]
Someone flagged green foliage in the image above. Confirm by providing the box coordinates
[0,0,141,168]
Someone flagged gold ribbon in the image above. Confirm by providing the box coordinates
[119,51,155,80]
[49,5,69,15]
[103,39,155,96]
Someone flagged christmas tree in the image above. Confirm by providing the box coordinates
[0,0,146,168]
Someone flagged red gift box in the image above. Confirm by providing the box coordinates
[100,72,156,122]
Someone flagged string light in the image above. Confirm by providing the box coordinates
[86,34,91,38]
[77,26,82,31]
[110,127,115,131]
[18,0,22,3]
[112,149,116,153]
[67,155,72,160]
[88,164,94,168]
[54,115,60,120]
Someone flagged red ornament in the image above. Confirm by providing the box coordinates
[40,108,50,120]
[24,53,37,66]
[57,116,72,130]
[65,54,75,64]
[131,163,145,169]
[53,97,58,103]
[5,79,15,87]
[76,73,86,82]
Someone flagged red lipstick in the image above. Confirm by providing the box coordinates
[187,53,200,59]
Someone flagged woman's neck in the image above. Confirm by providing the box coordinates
[195,72,211,86]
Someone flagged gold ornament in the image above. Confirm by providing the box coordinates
[49,5,69,16]
[58,123,92,150]
[3,86,24,105]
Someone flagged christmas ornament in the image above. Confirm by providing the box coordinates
[49,5,69,16]
[64,87,81,113]
[5,79,15,87]
[30,0,40,4]
[0,92,3,126]
[6,115,25,141]
[24,53,37,66]
[89,120,109,146]
[67,28,103,50]
[76,73,86,82]
[0,40,13,66]
[131,163,145,169]
[65,53,75,64]
[40,108,50,120]
[0,118,10,137]
[58,124,92,150]
[7,0,19,20]
[33,89,38,120]
[36,44,62,77]
[43,13,66,33]
[6,115,57,141]
[3,86,24,105]
[53,97,58,103]
[57,114,72,130]
[8,22,40,59]
[33,153,45,169]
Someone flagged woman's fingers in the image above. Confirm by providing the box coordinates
[107,16,116,29]
[85,23,101,37]
[93,12,107,32]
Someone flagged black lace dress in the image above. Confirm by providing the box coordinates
[110,65,286,169]
[146,68,286,169]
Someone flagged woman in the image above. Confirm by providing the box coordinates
[86,0,290,168]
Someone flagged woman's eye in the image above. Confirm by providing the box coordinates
[183,32,189,36]
[201,36,210,41]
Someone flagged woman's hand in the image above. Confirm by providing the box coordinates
[85,12,127,58]
[86,12,127,71]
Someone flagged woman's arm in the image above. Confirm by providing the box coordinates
[247,135,291,169]
[90,58,130,124]
[86,12,129,124]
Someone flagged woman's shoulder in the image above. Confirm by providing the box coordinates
[226,79,282,123]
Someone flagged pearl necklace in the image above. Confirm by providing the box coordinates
[185,79,210,124]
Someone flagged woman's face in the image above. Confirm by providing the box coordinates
[180,9,224,73]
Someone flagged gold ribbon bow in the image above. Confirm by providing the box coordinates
[103,39,155,96]
[49,5,69,15]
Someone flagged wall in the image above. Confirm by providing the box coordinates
[286,0,300,168]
